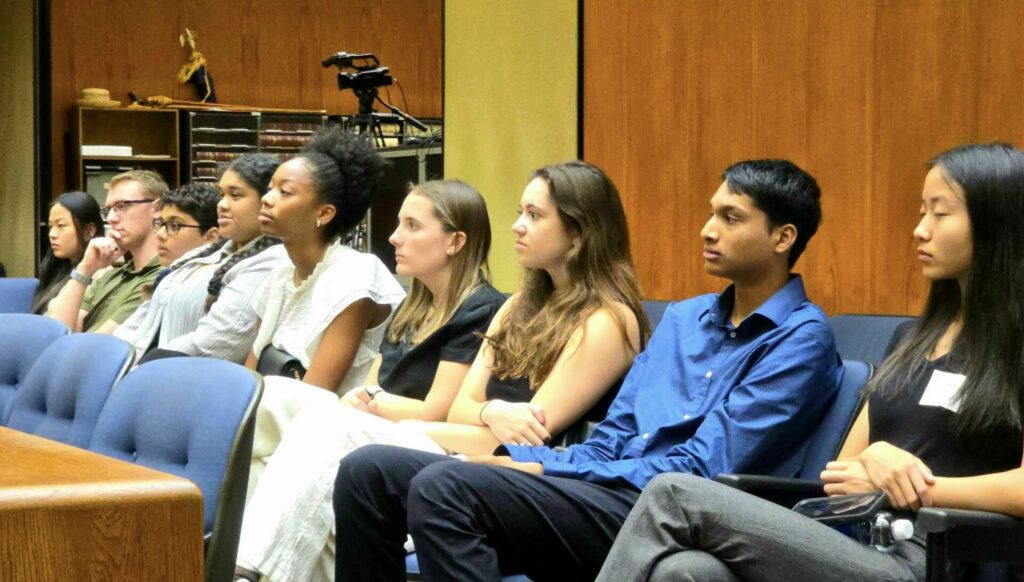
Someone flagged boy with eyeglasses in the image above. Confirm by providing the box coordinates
[48,170,166,333]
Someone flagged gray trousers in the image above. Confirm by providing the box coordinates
[596,473,926,582]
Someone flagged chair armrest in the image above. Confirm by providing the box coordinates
[918,508,1024,571]
[916,507,1024,534]
[714,474,825,508]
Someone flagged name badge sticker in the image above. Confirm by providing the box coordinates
[919,369,966,413]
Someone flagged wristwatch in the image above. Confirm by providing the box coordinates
[69,269,93,286]
[364,386,384,400]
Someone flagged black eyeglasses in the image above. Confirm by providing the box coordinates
[153,218,202,236]
[103,199,153,218]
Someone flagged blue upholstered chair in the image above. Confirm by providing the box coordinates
[643,299,671,331]
[2,333,133,447]
[0,314,69,421]
[829,314,915,367]
[87,357,262,582]
[0,278,40,314]
[715,359,873,508]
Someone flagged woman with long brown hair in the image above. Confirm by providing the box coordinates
[235,162,650,581]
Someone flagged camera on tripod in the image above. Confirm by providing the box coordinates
[321,51,428,144]
[322,52,394,94]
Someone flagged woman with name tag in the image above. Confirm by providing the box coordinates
[596,143,1024,582]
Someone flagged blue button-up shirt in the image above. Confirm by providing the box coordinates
[506,275,842,491]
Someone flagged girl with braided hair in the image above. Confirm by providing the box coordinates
[119,154,287,364]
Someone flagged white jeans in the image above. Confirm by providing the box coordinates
[249,377,339,503]
[238,385,445,582]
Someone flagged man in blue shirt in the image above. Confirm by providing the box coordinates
[333,159,842,582]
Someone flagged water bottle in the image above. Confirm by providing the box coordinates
[871,511,915,552]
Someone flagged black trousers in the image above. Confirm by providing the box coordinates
[334,444,641,582]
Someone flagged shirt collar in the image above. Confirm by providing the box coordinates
[124,254,162,277]
[706,275,809,329]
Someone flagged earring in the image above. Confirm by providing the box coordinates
[447,248,455,256]
[316,219,322,228]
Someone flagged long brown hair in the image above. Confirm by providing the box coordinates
[388,180,493,344]
[488,161,651,387]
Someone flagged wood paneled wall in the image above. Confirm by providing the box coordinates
[583,0,1024,315]
[49,0,442,198]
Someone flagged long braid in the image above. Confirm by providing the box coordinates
[204,152,283,311]
[204,236,281,310]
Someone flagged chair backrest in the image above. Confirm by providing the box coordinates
[0,314,69,420]
[797,359,872,479]
[829,314,915,367]
[87,357,263,582]
[3,333,133,447]
[643,300,671,331]
[0,278,40,314]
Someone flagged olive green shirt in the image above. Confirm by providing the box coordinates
[81,255,161,332]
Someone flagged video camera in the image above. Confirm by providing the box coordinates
[321,52,394,96]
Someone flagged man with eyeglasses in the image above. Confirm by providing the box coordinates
[48,170,166,333]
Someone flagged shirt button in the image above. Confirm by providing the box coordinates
[729,331,736,338]
[642,433,650,440]
[705,371,713,379]
[683,414,691,421]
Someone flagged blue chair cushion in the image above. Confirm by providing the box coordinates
[798,359,872,479]
[88,357,259,532]
[0,278,40,314]
[4,333,132,447]
[0,314,68,421]
[829,314,915,367]
[643,300,671,331]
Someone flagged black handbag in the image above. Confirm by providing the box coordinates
[256,346,307,380]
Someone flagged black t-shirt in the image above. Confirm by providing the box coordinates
[377,284,506,400]
[869,321,1023,477]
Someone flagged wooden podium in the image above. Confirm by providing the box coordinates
[0,427,204,580]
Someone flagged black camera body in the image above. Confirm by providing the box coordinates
[337,67,394,93]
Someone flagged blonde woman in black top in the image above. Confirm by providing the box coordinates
[236,180,504,582]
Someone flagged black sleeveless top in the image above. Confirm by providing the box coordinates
[377,284,505,399]
[484,374,622,422]
[869,322,1023,477]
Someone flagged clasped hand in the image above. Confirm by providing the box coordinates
[480,400,550,446]
[820,441,935,510]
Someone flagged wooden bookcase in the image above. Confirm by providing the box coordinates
[69,107,180,205]
[180,109,328,185]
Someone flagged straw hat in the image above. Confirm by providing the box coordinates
[77,88,121,108]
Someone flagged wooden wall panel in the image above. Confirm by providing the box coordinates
[583,0,1024,315]
[50,0,442,198]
